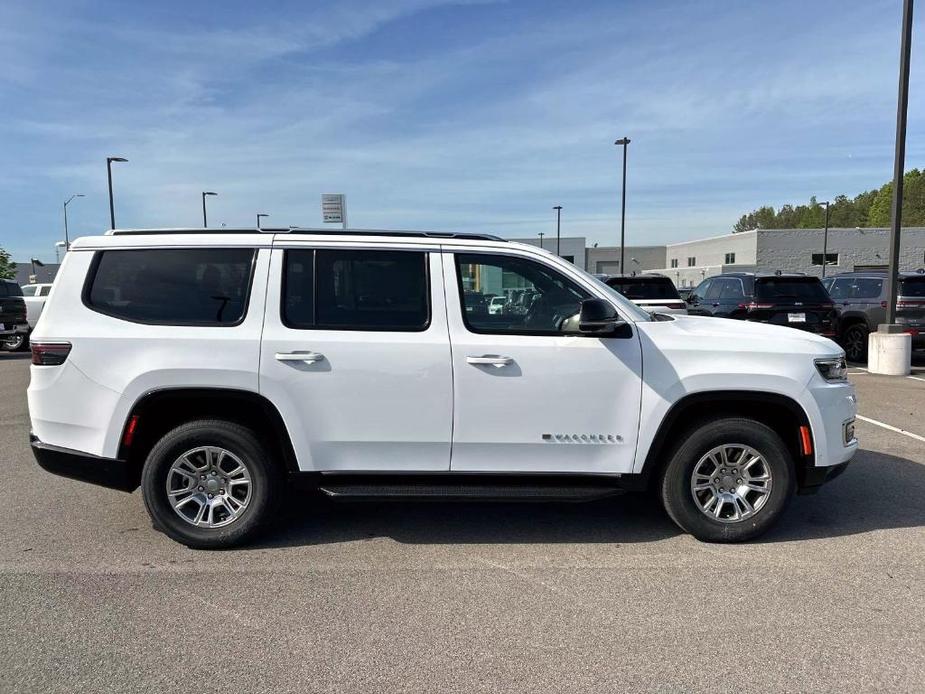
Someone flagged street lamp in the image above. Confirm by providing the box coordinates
[538,231,545,250]
[614,137,630,273]
[202,191,218,227]
[63,193,84,250]
[819,200,830,277]
[54,241,66,264]
[553,205,562,256]
[106,157,128,229]
[256,213,269,230]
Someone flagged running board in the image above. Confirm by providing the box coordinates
[317,481,624,502]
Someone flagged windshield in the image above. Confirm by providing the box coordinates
[755,277,829,302]
[900,276,925,297]
[578,269,651,321]
[606,277,680,300]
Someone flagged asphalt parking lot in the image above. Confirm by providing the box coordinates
[1,352,923,693]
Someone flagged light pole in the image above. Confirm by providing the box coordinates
[885,0,914,325]
[256,213,269,230]
[202,191,218,227]
[819,201,830,277]
[538,231,545,250]
[63,193,84,250]
[54,241,66,264]
[614,137,630,273]
[106,157,128,229]
[553,205,562,256]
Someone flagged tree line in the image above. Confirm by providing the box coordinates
[733,168,925,232]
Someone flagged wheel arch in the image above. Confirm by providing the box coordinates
[635,390,815,491]
[118,387,300,476]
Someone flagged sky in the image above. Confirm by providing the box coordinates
[2,0,925,262]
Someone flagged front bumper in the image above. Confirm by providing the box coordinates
[31,434,140,492]
[797,460,851,494]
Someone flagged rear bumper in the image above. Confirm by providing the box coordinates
[0,322,29,336]
[31,434,140,492]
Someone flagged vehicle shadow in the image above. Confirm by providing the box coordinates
[0,351,31,361]
[252,448,924,549]
[762,448,925,542]
[257,492,680,548]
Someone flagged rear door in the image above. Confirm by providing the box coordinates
[259,240,453,472]
[686,279,712,315]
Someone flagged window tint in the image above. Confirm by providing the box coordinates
[900,276,925,297]
[86,248,255,325]
[704,280,723,300]
[606,277,680,300]
[283,249,429,331]
[19,285,37,297]
[456,253,590,334]
[755,278,829,301]
[719,278,745,300]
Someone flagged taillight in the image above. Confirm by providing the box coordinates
[746,302,774,310]
[31,342,72,366]
[897,300,925,309]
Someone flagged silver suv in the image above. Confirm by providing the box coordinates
[822,270,925,362]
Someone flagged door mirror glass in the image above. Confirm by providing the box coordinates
[578,298,624,335]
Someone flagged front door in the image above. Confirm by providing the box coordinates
[260,243,453,471]
[443,249,643,474]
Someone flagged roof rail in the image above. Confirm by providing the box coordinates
[108,227,507,242]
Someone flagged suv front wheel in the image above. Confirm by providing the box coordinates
[141,420,280,549]
[660,418,795,542]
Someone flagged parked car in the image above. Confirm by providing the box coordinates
[0,279,29,350]
[604,274,688,314]
[488,295,507,315]
[687,272,837,336]
[5,282,54,351]
[29,228,856,549]
[821,269,925,361]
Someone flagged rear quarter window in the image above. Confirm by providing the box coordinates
[84,248,256,325]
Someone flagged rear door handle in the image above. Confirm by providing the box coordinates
[275,351,325,364]
[466,355,513,368]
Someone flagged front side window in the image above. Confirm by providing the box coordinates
[283,249,429,331]
[455,253,590,334]
[719,278,745,299]
[86,248,255,325]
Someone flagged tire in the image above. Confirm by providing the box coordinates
[842,323,869,363]
[141,420,281,549]
[2,333,27,352]
[659,417,795,543]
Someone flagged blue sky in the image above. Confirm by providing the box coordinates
[2,0,924,262]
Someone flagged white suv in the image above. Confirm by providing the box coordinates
[28,228,858,548]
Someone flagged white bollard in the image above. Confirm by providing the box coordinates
[867,326,912,375]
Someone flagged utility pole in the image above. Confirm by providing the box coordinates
[538,231,545,250]
[614,137,630,273]
[885,0,914,325]
[820,201,830,277]
[202,191,217,227]
[553,205,562,256]
[63,194,84,251]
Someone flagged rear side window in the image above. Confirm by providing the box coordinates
[900,277,925,297]
[283,249,430,331]
[605,277,680,300]
[20,285,38,297]
[86,248,256,325]
[755,278,829,302]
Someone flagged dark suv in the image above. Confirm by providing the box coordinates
[604,274,687,314]
[687,273,836,336]
[822,270,925,361]
[0,279,29,345]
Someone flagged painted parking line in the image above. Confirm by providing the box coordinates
[908,375,925,383]
[856,414,925,443]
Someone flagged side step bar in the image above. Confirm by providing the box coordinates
[315,474,626,502]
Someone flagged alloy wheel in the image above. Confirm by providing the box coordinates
[166,446,252,528]
[690,444,772,523]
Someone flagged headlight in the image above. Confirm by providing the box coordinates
[815,356,848,382]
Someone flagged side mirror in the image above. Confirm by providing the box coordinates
[578,298,625,336]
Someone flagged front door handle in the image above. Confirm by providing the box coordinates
[466,355,513,368]
[275,351,325,364]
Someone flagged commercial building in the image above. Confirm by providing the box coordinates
[508,228,925,288]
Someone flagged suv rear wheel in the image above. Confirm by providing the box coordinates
[141,420,280,549]
[659,417,795,542]
[843,323,869,363]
